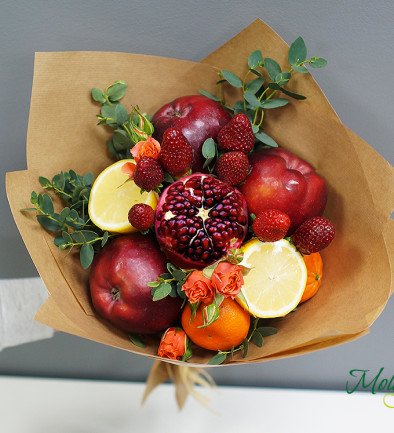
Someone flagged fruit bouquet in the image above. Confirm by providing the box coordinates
[6,20,393,406]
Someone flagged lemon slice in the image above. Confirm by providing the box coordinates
[88,159,158,233]
[237,238,307,318]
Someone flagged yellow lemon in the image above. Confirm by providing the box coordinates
[237,238,307,318]
[88,159,157,233]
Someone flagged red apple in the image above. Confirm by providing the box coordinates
[152,95,231,171]
[89,234,182,334]
[240,148,327,232]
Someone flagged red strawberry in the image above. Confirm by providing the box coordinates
[159,127,194,176]
[291,216,335,254]
[134,157,164,191]
[128,203,155,232]
[217,113,255,154]
[215,151,249,186]
[252,209,291,242]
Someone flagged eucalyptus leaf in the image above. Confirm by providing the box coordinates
[275,72,291,86]
[243,92,260,108]
[115,104,129,126]
[233,101,245,114]
[245,77,264,94]
[250,69,263,77]
[37,215,61,232]
[54,236,66,247]
[83,172,94,186]
[257,326,278,337]
[208,352,227,365]
[198,89,220,102]
[252,124,259,134]
[292,64,309,74]
[41,194,54,214]
[242,339,249,358]
[62,231,73,244]
[107,81,127,102]
[252,331,264,347]
[91,88,106,104]
[261,98,289,109]
[288,36,307,66]
[309,57,327,68]
[202,138,216,159]
[79,230,99,242]
[39,176,51,188]
[264,58,282,81]
[30,191,38,205]
[279,87,306,100]
[113,129,131,150]
[248,50,263,69]
[221,70,243,88]
[128,334,146,348]
[101,231,109,247]
[80,243,94,269]
[254,131,278,147]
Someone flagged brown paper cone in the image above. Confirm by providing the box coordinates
[6,20,393,401]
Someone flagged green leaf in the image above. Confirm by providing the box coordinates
[242,339,249,358]
[30,191,38,205]
[245,77,264,94]
[54,235,66,248]
[41,194,54,214]
[80,243,94,269]
[252,124,259,134]
[243,92,260,108]
[101,231,109,247]
[292,64,309,74]
[147,281,160,288]
[261,98,289,109]
[115,104,129,126]
[189,301,199,320]
[309,57,327,68]
[199,89,220,102]
[62,231,73,244]
[83,172,94,186]
[39,176,51,188]
[59,207,70,221]
[36,215,61,232]
[248,50,263,69]
[152,282,172,301]
[79,230,99,242]
[199,302,220,328]
[202,261,219,279]
[182,342,193,362]
[202,138,216,159]
[250,69,263,77]
[278,87,306,100]
[167,264,186,281]
[91,88,106,104]
[257,326,278,337]
[107,80,127,102]
[264,58,282,81]
[221,70,243,88]
[128,334,146,348]
[208,352,227,365]
[288,36,307,66]
[233,101,245,114]
[113,129,131,150]
[275,72,291,86]
[252,331,264,347]
[254,131,278,147]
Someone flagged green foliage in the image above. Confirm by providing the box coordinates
[149,263,190,301]
[199,36,327,150]
[23,171,111,270]
[128,334,146,348]
[92,81,154,160]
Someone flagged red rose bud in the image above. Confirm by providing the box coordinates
[157,327,189,361]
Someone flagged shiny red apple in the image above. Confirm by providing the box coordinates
[240,148,327,232]
[89,234,182,334]
[152,95,231,171]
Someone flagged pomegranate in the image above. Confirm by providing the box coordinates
[155,173,248,269]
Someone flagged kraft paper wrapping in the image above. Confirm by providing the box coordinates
[6,20,393,401]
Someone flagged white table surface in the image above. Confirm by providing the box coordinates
[0,376,392,432]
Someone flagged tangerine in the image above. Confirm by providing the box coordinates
[300,252,323,303]
[181,298,250,351]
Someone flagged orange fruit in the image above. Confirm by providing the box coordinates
[300,252,323,303]
[181,298,250,351]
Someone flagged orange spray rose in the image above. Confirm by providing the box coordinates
[131,137,161,162]
[211,262,244,299]
[182,270,214,305]
[157,327,188,361]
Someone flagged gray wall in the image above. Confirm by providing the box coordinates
[1,0,393,389]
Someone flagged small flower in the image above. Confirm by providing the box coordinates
[131,137,161,163]
[211,262,244,299]
[121,162,136,179]
[157,327,188,361]
[182,270,214,305]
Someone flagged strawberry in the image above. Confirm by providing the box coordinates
[252,209,291,242]
[159,127,194,176]
[291,216,335,254]
[217,113,255,154]
[215,151,249,186]
[134,157,164,191]
[128,203,155,232]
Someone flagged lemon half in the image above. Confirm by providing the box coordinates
[88,159,158,233]
[237,238,307,318]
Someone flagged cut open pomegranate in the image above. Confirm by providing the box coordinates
[155,174,248,269]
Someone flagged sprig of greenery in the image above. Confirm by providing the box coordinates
[208,319,278,365]
[92,81,154,160]
[22,171,111,269]
[148,263,190,301]
[200,36,327,149]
